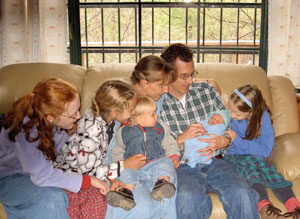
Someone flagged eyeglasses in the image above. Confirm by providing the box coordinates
[178,70,198,81]
[61,110,79,120]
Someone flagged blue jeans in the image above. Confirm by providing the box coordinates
[119,157,176,185]
[0,174,69,219]
[176,158,259,219]
[105,157,177,219]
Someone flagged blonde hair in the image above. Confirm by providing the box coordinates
[230,84,272,140]
[92,79,136,120]
[131,95,156,125]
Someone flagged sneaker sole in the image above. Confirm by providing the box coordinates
[106,191,136,211]
[151,183,176,201]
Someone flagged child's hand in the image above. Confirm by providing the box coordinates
[109,179,127,191]
[91,177,109,195]
[225,130,237,141]
[124,154,147,170]
[170,157,180,169]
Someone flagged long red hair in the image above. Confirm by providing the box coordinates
[4,78,78,160]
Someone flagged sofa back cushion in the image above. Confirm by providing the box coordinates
[268,76,299,136]
[81,63,135,111]
[0,63,86,115]
[194,63,273,110]
[83,63,298,137]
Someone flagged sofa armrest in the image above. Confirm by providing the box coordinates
[267,132,300,181]
[0,203,6,219]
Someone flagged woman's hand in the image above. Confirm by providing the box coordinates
[124,154,147,170]
[91,177,109,195]
[177,124,207,148]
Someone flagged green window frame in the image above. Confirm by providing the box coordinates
[68,0,268,71]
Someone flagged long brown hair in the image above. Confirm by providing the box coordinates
[230,84,272,140]
[130,55,177,86]
[4,78,78,160]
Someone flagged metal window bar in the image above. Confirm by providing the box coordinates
[253,0,257,64]
[202,5,205,62]
[69,0,265,67]
[84,1,89,67]
[118,2,121,62]
[101,0,105,63]
[135,6,138,62]
[152,3,154,51]
[219,1,223,63]
[186,7,188,45]
[169,3,171,45]
[196,1,200,63]
[236,2,240,64]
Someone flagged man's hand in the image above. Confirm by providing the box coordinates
[170,157,180,169]
[194,79,222,95]
[196,134,229,159]
[124,154,147,170]
[91,177,109,195]
[177,124,207,147]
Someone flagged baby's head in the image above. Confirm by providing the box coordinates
[208,110,231,128]
[131,95,157,127]
[92,79,137,123]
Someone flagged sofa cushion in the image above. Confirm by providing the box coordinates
[81,63,135,111]
[194,63,272,111]
[268,76,299,136]
[268,133,300,181]
[0,63,86,115]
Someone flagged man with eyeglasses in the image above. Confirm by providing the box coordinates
[160,43,259,219]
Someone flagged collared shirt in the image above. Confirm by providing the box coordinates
[160,82,225,162]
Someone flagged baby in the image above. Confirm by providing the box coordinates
[184,110,231,167]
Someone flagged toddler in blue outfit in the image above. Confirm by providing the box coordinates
[184,110,231,167]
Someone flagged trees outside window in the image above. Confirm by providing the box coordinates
[68,0,267,69]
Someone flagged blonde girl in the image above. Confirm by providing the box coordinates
[54,79,137,219]
[0,78,108,219]
[225,84,300,219]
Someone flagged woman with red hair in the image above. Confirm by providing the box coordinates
[0,78,110,219]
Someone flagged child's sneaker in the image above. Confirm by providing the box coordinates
[150,179,176,201]
[260,204,285,219]
[106,188,136,211]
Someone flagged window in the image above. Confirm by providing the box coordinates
[68,0,267,69]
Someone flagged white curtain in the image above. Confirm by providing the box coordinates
[268,0,300,87]
[0,0,69,67]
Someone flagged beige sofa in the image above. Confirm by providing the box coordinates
[1,62,300,219]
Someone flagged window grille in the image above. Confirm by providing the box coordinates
[68,0,267,69]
